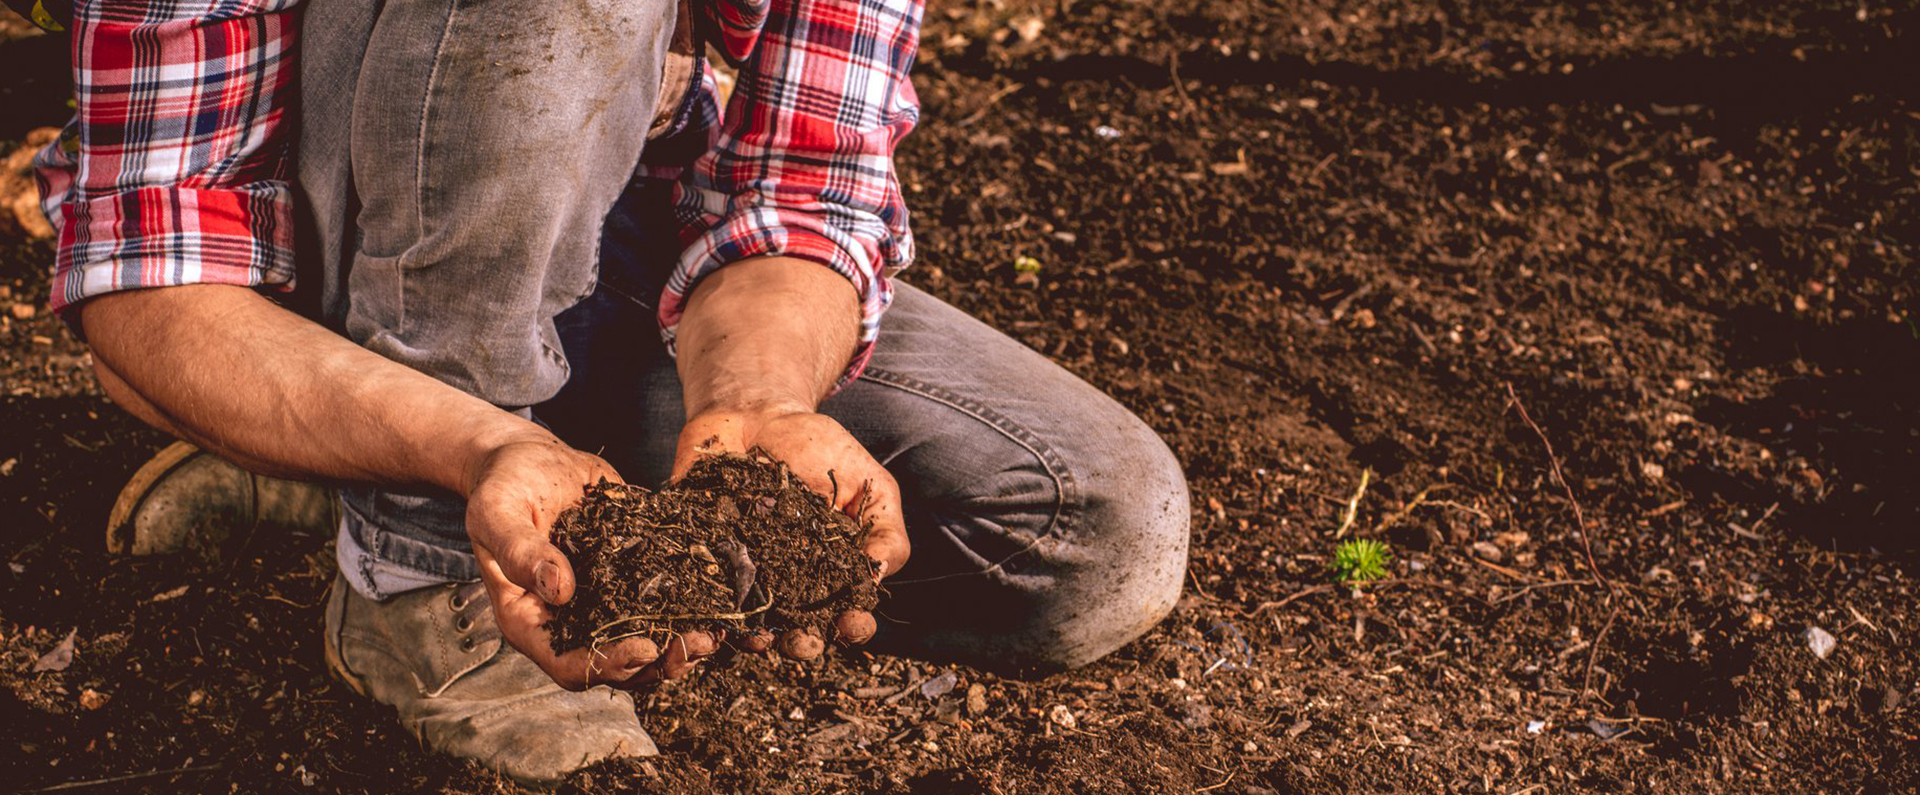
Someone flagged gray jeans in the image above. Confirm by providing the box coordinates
[294,0,1188,673]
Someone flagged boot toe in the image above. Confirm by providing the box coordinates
[427,686,658,783]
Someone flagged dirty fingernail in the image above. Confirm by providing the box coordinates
[684,633,718,656]
[535,560,562,603]
[624,638,660,668]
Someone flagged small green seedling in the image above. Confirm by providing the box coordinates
[1331,538,1392,586]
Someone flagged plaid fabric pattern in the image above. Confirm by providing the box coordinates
[701,0,771,66]
[38,0,301,314]
[39,0,923,385]
[662,0,923,385]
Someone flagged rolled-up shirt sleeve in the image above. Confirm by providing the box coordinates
[35,0,300,317]
[661,0,923,387]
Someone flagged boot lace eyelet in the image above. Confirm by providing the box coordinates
[461,636,478,653]
[450,594,468,611]
[456,616,473,633]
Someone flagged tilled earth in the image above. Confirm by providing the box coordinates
[2,0,1917,792]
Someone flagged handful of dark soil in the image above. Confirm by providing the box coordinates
[544,449,880,655]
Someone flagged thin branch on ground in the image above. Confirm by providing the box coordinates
[1582,603,1623,702]
[1492,579,1596,605]
[1377,483,1449,532]
[1503,382,1608,590]
[1334,468,1374,539]
[1471,555,1540,583]
[956,82,1025,127]
[1242,584,1333,617]
[1429,499,1492,522]
[1505,382,1634,710]
[1166,50,1199,119]
[23,765,222,793]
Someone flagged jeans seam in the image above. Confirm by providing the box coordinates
[400,0,462,334]
[855,364,1080,573]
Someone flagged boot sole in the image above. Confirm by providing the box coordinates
[106,440,204,555]
[321,579,372,699]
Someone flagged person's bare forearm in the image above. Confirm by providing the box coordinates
[672,258,911,643]
[675,257,862,416]
[82,285,554,495]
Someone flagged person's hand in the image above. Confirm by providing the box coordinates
[463,434,720,689]
[672,406,910,660]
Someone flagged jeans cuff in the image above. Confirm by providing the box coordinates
[337,498,478,599]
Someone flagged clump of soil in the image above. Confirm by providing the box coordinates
[544,449,880,654]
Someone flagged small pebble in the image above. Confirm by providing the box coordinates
[920,669,958,700]
[966,683,988,717]
[1048,704,1077,730]
[1587,719,1629,740]
[1804,625,1837,660]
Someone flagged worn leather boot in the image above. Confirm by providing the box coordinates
[323,575,657,782]
[107,441,339,558]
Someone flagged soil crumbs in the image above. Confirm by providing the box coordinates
[2,0,1918,793]
[546,450,878,654]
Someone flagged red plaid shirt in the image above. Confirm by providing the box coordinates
[35,0,921,380]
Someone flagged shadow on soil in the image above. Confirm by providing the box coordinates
[955,9,1920,125]
[1693,307,1920,552]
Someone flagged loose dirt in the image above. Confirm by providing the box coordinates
[1,0,1915,793]
[545,450,879,655]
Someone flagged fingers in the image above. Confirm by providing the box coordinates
[535,636,663,691]
[504,537,575,605]
[465,490,578,605]
[776,629,825,661]
[739,629,775,653]
[834,611,877,645]
[626,631,721,687]
[852,474,911,580]
[670,414,749,482]
[581,637,661,686]
[474,543,684,691]
[737,615,868,661]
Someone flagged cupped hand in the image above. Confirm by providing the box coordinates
[672,407,910,661]
[463,435,720,689]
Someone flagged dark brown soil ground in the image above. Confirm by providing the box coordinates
[2,0,1917,792]
[546,451,879,654]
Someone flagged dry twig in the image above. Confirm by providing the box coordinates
[23,765,222,793]
[1503,383,1607,589]
[1582,604,1623,702]
[1377,483,1448,532]
[1334,468,1374,539]
[1242,584,1333,617]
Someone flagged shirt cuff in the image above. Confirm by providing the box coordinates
[47,183,297,316]
[659,207,894,391]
